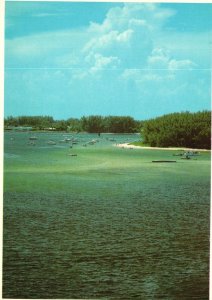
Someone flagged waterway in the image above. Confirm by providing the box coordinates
[3,131,210,299]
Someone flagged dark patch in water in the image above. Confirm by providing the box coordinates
[3,189,209,299]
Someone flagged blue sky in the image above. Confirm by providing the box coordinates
[4,2,212,120]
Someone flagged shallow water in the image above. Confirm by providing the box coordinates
[3,131,210,299]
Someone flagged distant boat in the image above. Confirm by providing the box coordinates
[87,140,96,145]
[152,160,176,163]
[184,151,200,156]
[47,140,56,145]
[173,153,183,156]
[72,138,78,142]
[181,151,200,160]
[29,136,38,140]
[28,141,36,146]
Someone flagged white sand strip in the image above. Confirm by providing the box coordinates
[115,143,210,152]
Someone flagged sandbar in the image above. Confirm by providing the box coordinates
[115,143,210,152]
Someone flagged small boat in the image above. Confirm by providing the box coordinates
[47,140,56,145]
[181,151,199,160]
[184,151,200,156]
[152,160,176,163]
[29,136,38,140]
[28,141,36,146]
[68,154,77,156]
[87,140,95,145]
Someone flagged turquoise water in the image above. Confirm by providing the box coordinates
[3,131,210,299]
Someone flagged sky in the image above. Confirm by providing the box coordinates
[4,1,212,120]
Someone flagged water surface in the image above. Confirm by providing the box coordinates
[3,132,210,299]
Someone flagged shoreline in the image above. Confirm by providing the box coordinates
[115,143,211,152]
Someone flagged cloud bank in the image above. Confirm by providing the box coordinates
[5,3,211,119]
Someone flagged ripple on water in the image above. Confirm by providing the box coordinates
[3,190,210,299]
[4,153,20,158]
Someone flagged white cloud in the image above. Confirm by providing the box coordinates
[5,29,91,67]
[147,47,197,72]
[5,3,182,74]
[79,3,170,77]
[147,48,170,69]
[168,59,197,70]
[89,54,120,74]
[67,2,201,85]
[154,31,211,69]
[5,2,65,18]
[32,13,60,18]
[5,2,210,119]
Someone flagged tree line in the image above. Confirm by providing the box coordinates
[4,111,211,149]
[142,111,211,149]
[4,115,142,133]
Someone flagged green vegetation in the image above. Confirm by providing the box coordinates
[4,116,55,130]
[4,115,142,133]
[81,115,140,133]
[142,111,211,149]
[4,111,211,149]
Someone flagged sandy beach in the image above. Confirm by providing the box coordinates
[115,143,210,152]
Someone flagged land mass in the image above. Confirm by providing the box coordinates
[116,143,210,152]
[4,110,211,150]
